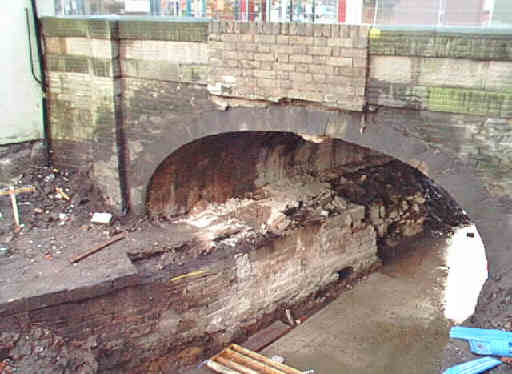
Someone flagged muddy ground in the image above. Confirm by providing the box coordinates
[0,163,507,373]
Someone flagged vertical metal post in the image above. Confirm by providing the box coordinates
[437,0,444,26]
[373,0,379,24]
[487,0,495,26]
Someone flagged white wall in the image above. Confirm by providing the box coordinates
[0,1,44,145]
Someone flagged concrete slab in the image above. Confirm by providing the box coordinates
[262,235,452,374]
[0,232,138,314]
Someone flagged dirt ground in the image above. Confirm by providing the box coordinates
[0,165,153,259]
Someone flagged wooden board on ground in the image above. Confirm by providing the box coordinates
[243,321,291,352]
[206,344,303,374]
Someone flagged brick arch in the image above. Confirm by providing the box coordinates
[138,104,512,283]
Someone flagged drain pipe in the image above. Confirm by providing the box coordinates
[28,0,52,168]
[111,28,130,216]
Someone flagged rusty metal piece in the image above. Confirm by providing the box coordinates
[69,233,126,264]
[501,357,512,365]
[207,344,304,374]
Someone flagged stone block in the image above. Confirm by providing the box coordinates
[308,46,331,56]
[369,56,412,83]
[326,57,352,67]
[289,54,313,64]
[417,58,487,89]
[254,53,275,62]
[255,34,276,44]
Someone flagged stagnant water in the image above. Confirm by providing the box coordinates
[261,225,487,374]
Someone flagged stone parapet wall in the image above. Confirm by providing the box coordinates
[207,22,369,111]
[368,27,512,117]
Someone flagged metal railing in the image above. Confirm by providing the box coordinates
[48,0,512,27]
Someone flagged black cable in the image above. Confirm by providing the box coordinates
[25,8,42,86]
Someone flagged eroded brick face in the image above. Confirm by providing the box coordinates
[207,22,369,111]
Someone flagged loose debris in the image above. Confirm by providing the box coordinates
[91,212,112,225]
[0,166,107,240]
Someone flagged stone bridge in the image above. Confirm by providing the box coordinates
[42,17,512,280]
[0,17,508,372]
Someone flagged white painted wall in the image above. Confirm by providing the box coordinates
[0,1,44,145]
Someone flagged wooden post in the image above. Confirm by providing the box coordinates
[9,186,20,227]
[0,186,35,230]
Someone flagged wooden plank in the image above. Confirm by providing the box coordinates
[243,321,291,352]
[208,344,304,374]
[231,345,304,374]
[216,356,260,374]
[224,348,286,374]
[207,360,241,374]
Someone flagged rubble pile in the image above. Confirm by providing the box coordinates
[0,166,105,240]
[325,160,470,260]
[0,328,97,374]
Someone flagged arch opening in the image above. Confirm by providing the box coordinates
[142,131,488,371]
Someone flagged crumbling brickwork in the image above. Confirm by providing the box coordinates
[207,22,369,111]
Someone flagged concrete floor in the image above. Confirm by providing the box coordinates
[192,227,487,374]
[261,235,454,374]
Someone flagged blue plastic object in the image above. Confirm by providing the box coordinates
[450,327,512,356]
[443,357,503,374]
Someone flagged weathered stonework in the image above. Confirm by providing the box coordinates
[40,18,512,215]
[207,22,368,111]
[41,17,210,212]
[42,18,122,210]
[368,27,512,117]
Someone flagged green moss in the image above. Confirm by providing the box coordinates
[41,18,89,38]
[427,87,512,117]
[46,55,89,74]
[369,29,512,61]
[41,18,118,39]
[118,21,208,42]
